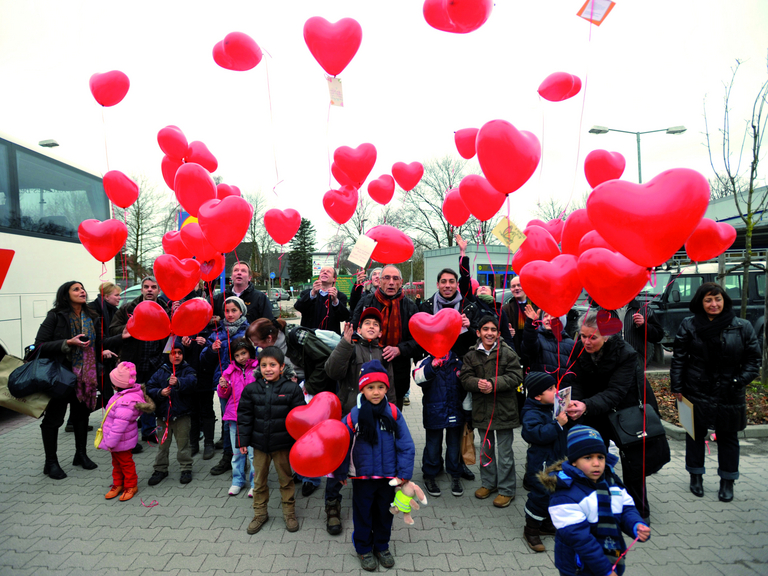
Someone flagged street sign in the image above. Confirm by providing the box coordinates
[270,272,276,279]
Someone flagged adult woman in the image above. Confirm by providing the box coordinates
[566,310,669,521]
[35,281,123,479]
[670,282,760,502]
[87,282,122,409]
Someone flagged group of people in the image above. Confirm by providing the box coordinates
[31,249,761,574]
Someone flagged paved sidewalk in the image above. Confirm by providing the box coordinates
[0,386,766,576]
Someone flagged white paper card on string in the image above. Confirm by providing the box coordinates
[576,0,616,25]
[327,76,344,107]
[554,386,572,418]
[348,236,377,268]
[162,335,175,354]
[677,396,695,440]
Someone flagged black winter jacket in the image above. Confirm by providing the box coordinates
[350,290,422,361]
[670,316,760,432]
[146,360,197,420]
[520,397,567,486]
[213,282,274,324]
[236,375,305,453]
[521,323,576,386]
[295,289,350,335]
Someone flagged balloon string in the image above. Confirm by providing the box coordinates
[263,54,280,194]
[612,536,640,572]
[140,499,159,508]
[101,107,110,172]
[327,99,333,189]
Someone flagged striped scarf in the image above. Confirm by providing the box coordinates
[374,289,403,348]
[593,476,626,574]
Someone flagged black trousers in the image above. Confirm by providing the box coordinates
[685,419,739,480]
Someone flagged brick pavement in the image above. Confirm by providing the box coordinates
[0,385,767,576]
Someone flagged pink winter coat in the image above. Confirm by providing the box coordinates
[98,384,155,452]
[217,359,258,422]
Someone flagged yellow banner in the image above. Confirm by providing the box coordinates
[492,217,526,251]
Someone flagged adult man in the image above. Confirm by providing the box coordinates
[420,265,477,356]
[294,266,350,335]
[501,275,537,354]
[623,299,663,366]
[212,261,274,324]
[110,276,171,448]
[351,265,421,409]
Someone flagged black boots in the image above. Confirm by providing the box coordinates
[41,427,67,480]
[524,517,545,552]
[718,479,734,502]
[325,499,342,535]
[72,420,98,470]
[689,474,704,497]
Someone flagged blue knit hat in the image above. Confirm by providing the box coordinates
[526,371,556,399]
[567,425,606,462]
[359,359,390,391]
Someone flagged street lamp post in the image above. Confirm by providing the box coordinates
[588,125,686,183]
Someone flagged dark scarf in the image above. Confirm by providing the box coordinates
[222,316,247,337]
[434,290,462,313]
[374,289,404,347]
[593,475,626,573]
[693,308,735,369]
[357,397,395,445]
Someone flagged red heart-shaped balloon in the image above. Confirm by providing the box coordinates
[409,309,463,358]
[512,226,560,272]
[577,230,614,256]
[157,125,188,162]
[392,161,424,192]
[459,174,507,222]
[103,170,139,209]
[264,209,301,245]
[78,219,127,263]
[596,310,623,336]
[587,168,710,268]
[538,72,582,102]
[162,231,194,260]
[216,183,241,199]
[454,127,479,159]
[200,252,226,283]
[685,218,737,262]
[331,162,357,189]
[161,155,183,191]
[174,163,217,218]
[127,301,170,341]
[0,249,13,292]
[445,0,494,33]
[323,186,359,225]
[289,419,351,478]
[89,70,130,107]
[476,120,541,195]
[527,218,564,244]
[584,150,626,189]
[334,143,377,187]
[367,175,395,205]
[560,209,594,255]
[180,222,219,261]
[577,248,651,310]
[153,255,202,302]
[286,392,342,441]
[214,31,263,71]
[366,225,414,264]
[442,188,470,227]
[171,298,213,337]
[185,141,218,173]
[550,318,564,342]
[423,0,462,32]
[303,17,362,77]
[519,255,581,317]
[198,196,254,253]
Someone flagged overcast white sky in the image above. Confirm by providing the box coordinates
[0,0,766,246]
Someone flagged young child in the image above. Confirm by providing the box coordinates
[541,425,651,576]
[218,337,258,497]
[339,359,415,571]
[98,362,155,501]
[460,315,523,508]
[146,341,197,485]
[520,371,568,552]
[412,350,465,498]
[236,346,305,534]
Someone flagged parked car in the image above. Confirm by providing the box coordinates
[268,287,291,301]
[403,281,425,300]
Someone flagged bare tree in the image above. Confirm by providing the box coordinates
[531,191,590,223]
[241,190,275,282]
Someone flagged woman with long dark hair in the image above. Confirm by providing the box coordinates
[670,282,760,502]
[35,281,124,479]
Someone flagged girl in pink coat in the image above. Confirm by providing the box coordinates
[99,362,155,501]
[218,338,258,497]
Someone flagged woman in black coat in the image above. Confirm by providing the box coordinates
[566,310,669,521]
[87,282,122,408]
[35,281,124,480]
[670,282,760,502]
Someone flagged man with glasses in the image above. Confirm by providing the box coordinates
[295,266,349,335]
[351,265,421,409]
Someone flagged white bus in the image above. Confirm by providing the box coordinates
[0,133,114,358]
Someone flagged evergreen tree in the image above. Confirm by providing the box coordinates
[288,218,316,284]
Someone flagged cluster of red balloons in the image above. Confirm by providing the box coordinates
[158,125,219,191]
[287,392,350,477]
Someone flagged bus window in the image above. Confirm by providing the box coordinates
[0,142,9,228]
[16,149,108,238]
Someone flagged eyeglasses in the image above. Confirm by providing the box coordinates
[381,275,401,281]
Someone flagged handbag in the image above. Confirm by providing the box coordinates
[461,423,476,466]
[0,354,50,418]
[607,404,666,447]
[94,402,117,449]
[8,356,76,399]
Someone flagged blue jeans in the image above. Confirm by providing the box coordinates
[422,426,463,479]
[219,397,231,452]
[140,413,156,438]
[228,425,254,488]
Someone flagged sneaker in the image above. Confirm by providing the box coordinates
[210,454,233,475]
[492,494,514,508]
[105,485,123,500]
[461,463,475,481]
[148,470,168,486]
[402,395,410,406]
[180,471,192,484]
[302,481,317,497]
[247,514,269,534]
[284,515,299,532]
[119,487,138,502]
[203,444,215,460]
[248,488,254,498]
[374,549,396,569]
[65,424,74,433]
[359,552,377,572]
[424,478,441,497]
[451,477,464,497]
[228,484,242,496]
[474,486,497,499]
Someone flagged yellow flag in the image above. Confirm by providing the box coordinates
[492,217,526,251]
